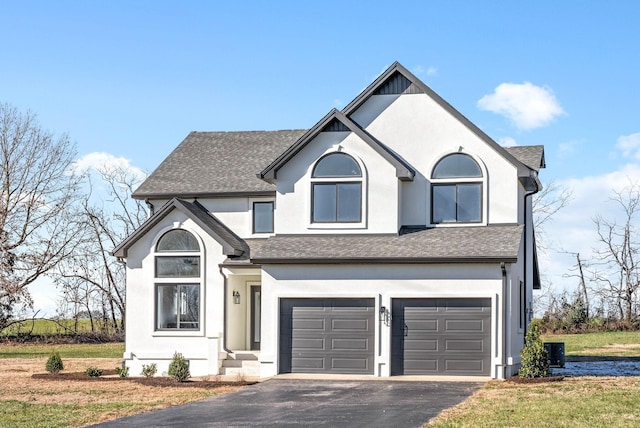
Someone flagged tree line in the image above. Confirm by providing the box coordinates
[0,103,145,337]
[535,182,640,332]
[1,102,639,338]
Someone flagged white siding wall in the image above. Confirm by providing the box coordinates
[123,210,228,377]
[351,93,520,226]
[259,263,518,379]
[275,131,399,234]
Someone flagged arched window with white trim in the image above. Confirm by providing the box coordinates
[311,152,362,223]
[154,229,201,330]
[431,153,483,224]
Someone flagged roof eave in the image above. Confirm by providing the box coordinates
[250,256,518,265]
[133,190,276,200]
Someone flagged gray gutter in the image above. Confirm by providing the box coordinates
[249,256,518,265]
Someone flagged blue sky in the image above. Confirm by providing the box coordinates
[2,1,640,313]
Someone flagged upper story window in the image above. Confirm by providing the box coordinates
[311,152,362,223]
[155,229,201,330]
[431,153,483,224]
[253,201,274,233]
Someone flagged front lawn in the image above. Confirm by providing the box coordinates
[428,376,640,427]
[542,331,640,357]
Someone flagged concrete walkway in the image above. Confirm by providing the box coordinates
[90,378,485,427]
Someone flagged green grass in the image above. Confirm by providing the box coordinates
[0,343,124,359]
[428,378,640,427]
[1,319,120,337]
[542,331,640,356]
[0,400,154,428]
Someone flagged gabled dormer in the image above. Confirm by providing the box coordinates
[258,62,542,234]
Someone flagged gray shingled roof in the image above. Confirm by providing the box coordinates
[505,145,545,171]
[133,130,306,198]
[244,225,523,263]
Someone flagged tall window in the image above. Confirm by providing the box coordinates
[253,201,274,233]
[431,153,482,223]
[311,152,362,223]
[155,229,201,330]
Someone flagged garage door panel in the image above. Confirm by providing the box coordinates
[445,339,486,352]
[392,298,491,376]
[293,318,326,330]
[280,298,374,374]
[445,319,485,332]
[292,338,326,350]
[331,338,370,351]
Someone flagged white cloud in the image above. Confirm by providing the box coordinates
[412,65,437,77]
[558,140,581,159]
[498,136,517,147]
[616,132,640,160]
[72,152,146,181]
[478,82,565,130]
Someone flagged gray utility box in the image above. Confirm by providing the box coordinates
[543,342,565,368]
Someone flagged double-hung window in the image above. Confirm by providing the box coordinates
[431,153,483,224]
[155,229,201,330]
[311,153,362,223]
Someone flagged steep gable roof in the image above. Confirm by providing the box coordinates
[112,198,247,258]
[259,109,415,183]
[133,130,305,199]
[342,62,542,187]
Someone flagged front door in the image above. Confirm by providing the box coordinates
[250,286,261,350]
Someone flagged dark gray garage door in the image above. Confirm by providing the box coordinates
[391,298,491,376]
[279,298,375,374]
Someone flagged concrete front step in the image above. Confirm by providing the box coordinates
[220,352,260,376]
[226,352,259,361]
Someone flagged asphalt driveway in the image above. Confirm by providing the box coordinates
[90,378,484,428]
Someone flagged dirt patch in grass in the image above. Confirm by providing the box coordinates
[32,371,256,388]
[0,358,246,426]
[506,374,565,384]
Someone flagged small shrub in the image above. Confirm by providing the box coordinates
[168,352,190,382]
[85,366,103,377]
[45,352,64,374]
[115,366,129,377]
[141,363,157,378]
[519,319,549,378]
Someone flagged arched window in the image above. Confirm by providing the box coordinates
[155,229,201,330]
[311,153,362,223]
[431,153,483,223]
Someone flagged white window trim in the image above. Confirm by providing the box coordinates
[307,151,368,230]
[428,151,488,227]
[151,225,205,337]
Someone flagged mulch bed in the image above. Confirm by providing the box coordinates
[506,374,565,384]
[32,371,256,388]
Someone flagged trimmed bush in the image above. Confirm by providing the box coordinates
[168,352,190,382]
[45,351,64,374]
[519,319,550,378]
[141,363,157,378]
[85,366,103,377]
[115,366,129,377]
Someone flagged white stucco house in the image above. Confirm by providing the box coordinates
[112,62,544,379]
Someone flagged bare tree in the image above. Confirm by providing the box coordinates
[54,164,146,334]
[532,180,572,253]
[562,252,590,319]
[0,103,83,330]
[592,183,640,323]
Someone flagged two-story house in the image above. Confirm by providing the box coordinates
[113,62,544,379]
